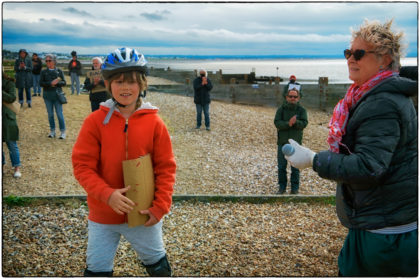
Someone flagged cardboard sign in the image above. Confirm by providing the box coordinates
[86,70,106,93]
[122,154,155,227]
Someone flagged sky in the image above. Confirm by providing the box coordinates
[2,1,418,57]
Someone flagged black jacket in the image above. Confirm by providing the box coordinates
[313,76,417,229]
[40,68,66,101]
[193,76,213,105]
[68,59,82,76]
[32,58,43,75]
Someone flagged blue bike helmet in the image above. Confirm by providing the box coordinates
[101,47,147,79]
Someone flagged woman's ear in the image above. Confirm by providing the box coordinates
[382,54,393,69]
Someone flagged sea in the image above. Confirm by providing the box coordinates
[147,57,418,84]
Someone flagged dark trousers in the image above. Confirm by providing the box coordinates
[18,87,32,104]
[196,103,210,128]
[277,145,300,191]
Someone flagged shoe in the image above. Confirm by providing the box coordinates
[206,127,211,131]
[20,103,23,108]
[195,126,201,129]
[277,189,285,195]
[59,132,66,139]
[291,190,299,195]
[48,131,56,138]
[13,170,21,178]
[32,94,37,97]
[28,103,31,108]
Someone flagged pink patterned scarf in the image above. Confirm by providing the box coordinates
[327,70,397,153]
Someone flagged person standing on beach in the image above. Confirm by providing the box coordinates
[193,69,213,130]
[72,47,175,276]
[84,57,109,111]
[285,19,417,276]
[2,71,22,178]
[14,49,33,108]
[68,50,82,95]
[31,53,43,97]
[283,75,302,97]
[274,88,308,194]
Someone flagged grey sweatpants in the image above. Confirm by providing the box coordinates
[86,220,166,272]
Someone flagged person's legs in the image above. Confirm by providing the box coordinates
[18,88,24,105]
[25,87,32,106]
[203,103,210,129]
[32,74,38,96]
[70,73,76,94]
[34,74,41,95]
[195,104,203,128]
[121,221,171,276]
[53,101,66,135]
[277,145,287,193]
[290,167,300,194]
[6,141,21,168]
[85,220,120,274]
[338,228,418,276]
[75,75,80,95]
[44,98,56,136]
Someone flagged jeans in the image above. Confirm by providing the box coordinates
[32,74,41,94]
[86,220,166,272]
[2,141,21,167]
[277,145,300,191]
[196,103,210,128]
[44,98,66,132]
[70,72,80,95]
[18,87,31,104]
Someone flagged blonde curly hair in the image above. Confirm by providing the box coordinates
[351,19,405,71]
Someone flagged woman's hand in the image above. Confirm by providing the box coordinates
[107,186,135,215]
[139,209,158,227]
[51,78,60,87]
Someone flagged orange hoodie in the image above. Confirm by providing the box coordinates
[72,99,176,224]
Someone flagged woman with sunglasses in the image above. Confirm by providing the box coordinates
[40,54,67,139]
[285,19,417,276]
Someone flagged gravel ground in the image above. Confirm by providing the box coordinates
[3,77,335,196]
[2,199,346,277]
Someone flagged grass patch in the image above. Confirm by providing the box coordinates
[3,195,30,206]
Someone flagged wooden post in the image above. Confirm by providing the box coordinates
[230,78,236,104]
[185,78,191,96]
[318,77,328,111]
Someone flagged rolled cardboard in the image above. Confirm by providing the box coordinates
[122,154,155,227]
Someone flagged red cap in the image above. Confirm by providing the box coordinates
[289,75,296,80]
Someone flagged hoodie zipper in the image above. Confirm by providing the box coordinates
[124,118,128,223]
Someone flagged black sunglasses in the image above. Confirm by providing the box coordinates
[344,49,376,61]
[45,60,53,62]
[287,95,298,99]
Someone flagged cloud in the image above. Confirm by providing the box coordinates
[62,7,93,17]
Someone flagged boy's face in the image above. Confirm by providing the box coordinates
[107,72,140,107]
[286,90,300,105]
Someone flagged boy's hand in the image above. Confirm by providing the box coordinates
[108,186,135,215]
[289,115,297,127]
[139,209,158,227]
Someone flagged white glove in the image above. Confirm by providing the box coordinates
[284,139,316,169]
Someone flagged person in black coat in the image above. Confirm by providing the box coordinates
[14,49,32,107]
[193,69,213,130]
[68,50,82,95]
[84,57,109,111]
[285,19,417,277]
[31,53,43,96]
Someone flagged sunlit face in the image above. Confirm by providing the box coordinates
[347,37,384,86]
[45,57,55,69]
[92,59,101,70]
[286,89,300,105]
[108,73,140,107]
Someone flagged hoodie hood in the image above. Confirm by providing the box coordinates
[100,98,159,125]
[375,75,418,98]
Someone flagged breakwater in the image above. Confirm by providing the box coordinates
[56,62,350,111]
